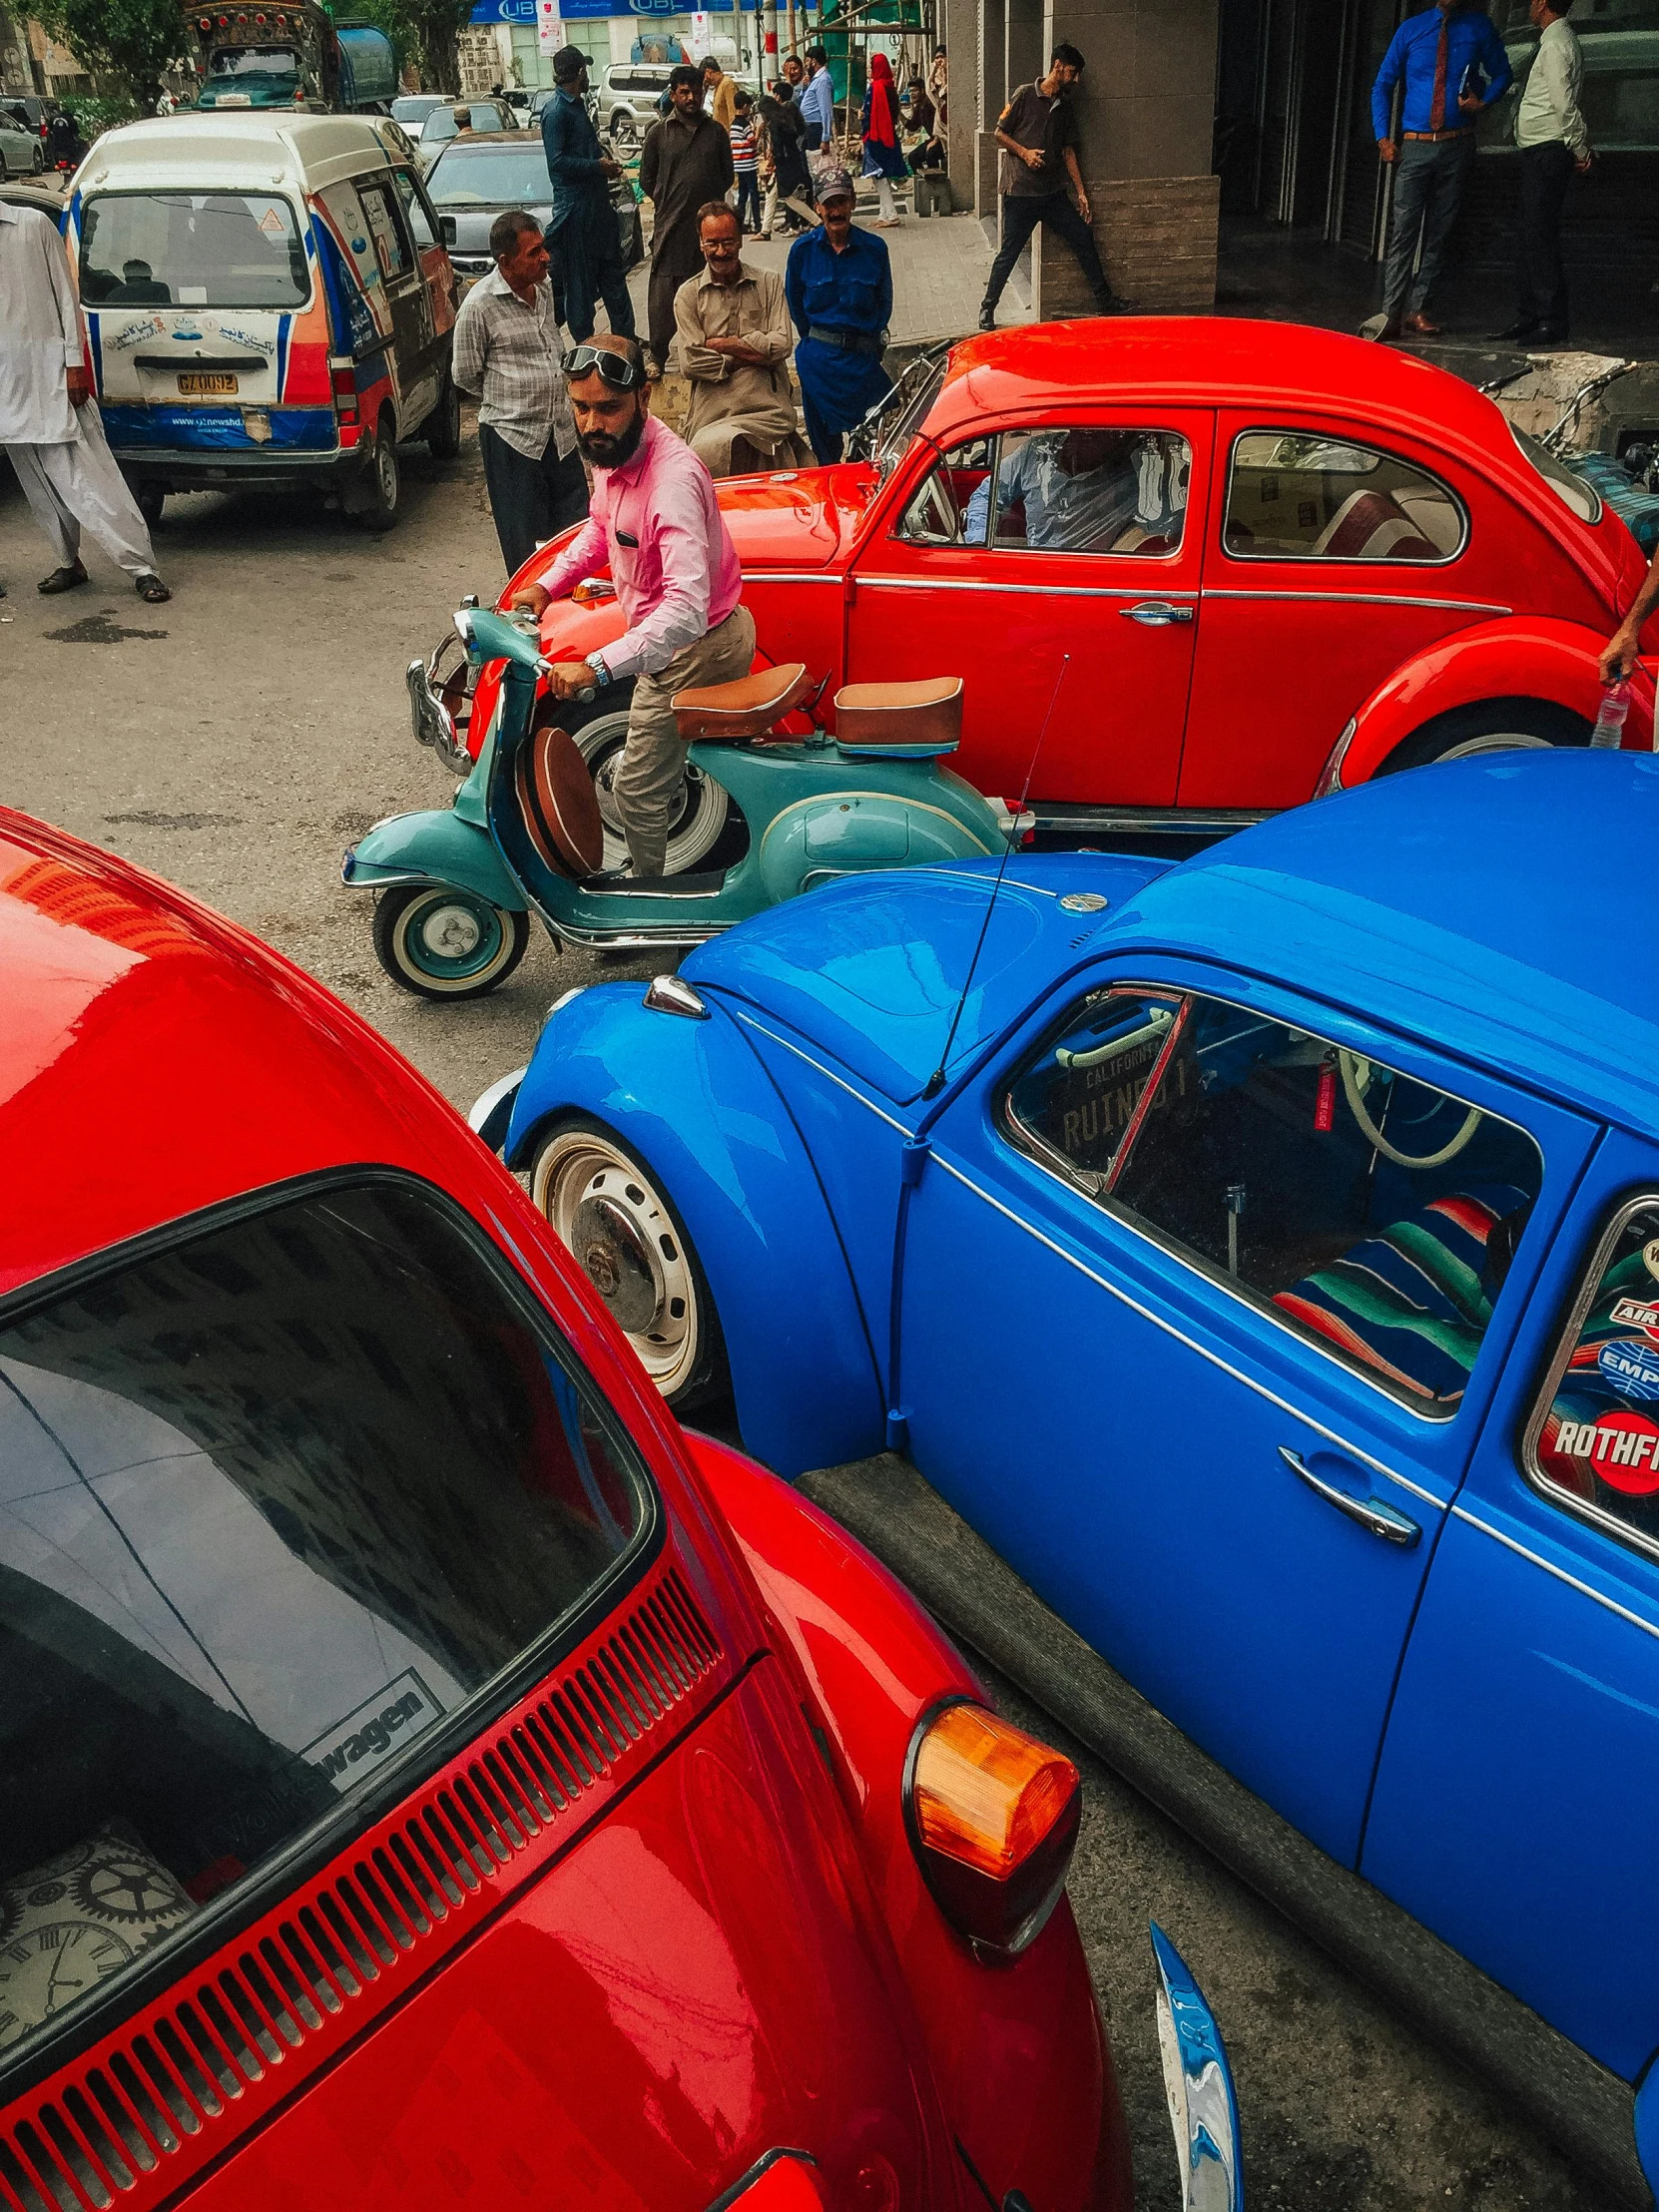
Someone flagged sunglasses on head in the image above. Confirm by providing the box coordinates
[563,344,644,390]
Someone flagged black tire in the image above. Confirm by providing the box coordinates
[425,366,462,458]
[355,413,400,534]
[31,145,44,174]
[1380,697,1591,777]
[371,883,529,999]
[135,483,165,528]
[528,1113,729,1408]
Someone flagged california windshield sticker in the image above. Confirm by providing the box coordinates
[300,1668,443,1793]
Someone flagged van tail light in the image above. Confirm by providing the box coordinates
[331,364,358,422]
[903,1700,1081,1957]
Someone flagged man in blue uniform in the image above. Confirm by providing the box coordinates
[1365,0,1512,340]
[540,43,638,344]
[784,169,893,465]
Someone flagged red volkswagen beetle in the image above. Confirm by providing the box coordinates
[0,810,1237,2211]
[442,316,1658,859]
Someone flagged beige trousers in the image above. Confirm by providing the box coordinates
[615,603,757,876]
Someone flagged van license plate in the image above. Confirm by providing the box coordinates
[178,372,238,394]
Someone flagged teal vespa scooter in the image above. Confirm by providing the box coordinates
[343,607,1028,1000]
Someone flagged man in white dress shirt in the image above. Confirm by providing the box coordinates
[0,198,169,603]
[1493,0,1591,344]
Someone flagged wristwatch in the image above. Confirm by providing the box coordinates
[588,650,612,688]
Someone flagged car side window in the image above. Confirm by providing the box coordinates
[357,177,411,280]
[1530,1198,1659,1554]
[982,427,1191,555]
[393,168,437,250]
[1225,431,1464,561]
[1002,986,1544,1413]
[896,437,995,546]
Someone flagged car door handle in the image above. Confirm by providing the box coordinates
[1119,600,1195,626]
[1278,1446,1421,1548]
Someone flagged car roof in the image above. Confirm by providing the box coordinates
[78,111,408,193]
[1113,751,1659,1139]
[928,316,1521,467]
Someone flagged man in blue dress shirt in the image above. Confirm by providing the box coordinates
[1365,0,1512,341]
[797,45,835,168]
[785,169,894,465]
[541,44,638,344]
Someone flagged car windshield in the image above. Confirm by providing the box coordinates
[0,1177,650,2073]
[391,95,442,122]
[427,148,552,205]
[207,44,299,77]
[1510,420,1603,523]
[421,108,462,141]
[858,349,947,477]
[79,190,308,307]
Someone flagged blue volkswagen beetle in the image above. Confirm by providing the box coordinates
[480,751,1659,2205]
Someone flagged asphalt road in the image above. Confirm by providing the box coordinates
[0,429,1621,2212]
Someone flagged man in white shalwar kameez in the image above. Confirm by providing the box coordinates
[0,199,170,603]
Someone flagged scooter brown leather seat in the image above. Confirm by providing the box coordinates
[833,677,962,755]
[515,722,606,879]
[672,662,814,742]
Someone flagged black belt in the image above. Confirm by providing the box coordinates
[808,324,886,356]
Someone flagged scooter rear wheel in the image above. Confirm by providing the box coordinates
[567,701,731,874]
[372,884,530,999]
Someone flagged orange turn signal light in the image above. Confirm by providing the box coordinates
[904,1702,1081,1956]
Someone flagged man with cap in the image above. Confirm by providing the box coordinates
[784,168,892,465]
[540,44,637,344]
[639,62,734,373]
[507,334,754,879]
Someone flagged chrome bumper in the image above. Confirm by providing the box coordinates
[407,633,473,775]
[468,1064,526,1154]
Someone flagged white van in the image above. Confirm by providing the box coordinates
[66,113,459,531]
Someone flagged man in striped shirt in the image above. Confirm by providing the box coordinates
[730,87,763,234]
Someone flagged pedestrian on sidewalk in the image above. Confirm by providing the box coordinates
[758,80,817,237]
[785,168,892,465]
[703,55,736,131]
[452,210,588,576]
[979,45,1126,332]
[730,86,763,234]
[860,52,907,226]
[782,54,804,100]
[675,202,802,475]
[540,44,637,344]
[0,197,168,604]
[926,43,948,129]
[1364,0,1512,341]
[640,63,735,373]
[508,334,755,880]
[1493,0,1590,344]
[798,45,835,174]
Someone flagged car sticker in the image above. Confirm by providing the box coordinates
[1599,1339,1659,1401]
[299,1667,443,1793]
[1644,1236,1659,1284]
[1610,1295,1659,1339]
[1552,1409,1659,1494]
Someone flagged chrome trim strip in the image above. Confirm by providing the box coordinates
[740,570,843,583]
[855,576,1199,602]
[1203,590,1511,616]
[1450,1505,1659,1646]
[729,1007,912,1135]
[934,1151,1446,1508]
[1033,807,1272,833]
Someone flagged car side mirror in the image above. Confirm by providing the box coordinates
[439,215,456,245]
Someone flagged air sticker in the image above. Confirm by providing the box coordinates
[1599,1339,1659,1401]
[1611,1296,1659,1340]
[1644,1237,1659,1284]
[299,1668,442,1793]
[1552,1409,1659,1495]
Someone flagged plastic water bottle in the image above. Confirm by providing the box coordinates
[1591,678,1633,749]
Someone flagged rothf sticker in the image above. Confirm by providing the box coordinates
[1611,1296,1659,1339]
[300,1669,442,1793]
[1552,1409,1659,1495]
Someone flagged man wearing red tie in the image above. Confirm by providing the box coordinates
[1364,0,1513,341]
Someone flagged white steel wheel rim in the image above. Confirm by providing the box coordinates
[534,1132,701,1395]
[572,710,729,872]
[391,889,518,991]
[1435,731,1554,762]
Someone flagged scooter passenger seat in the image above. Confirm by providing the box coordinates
[516,723,606,879]
[833,677,962,757]
[672,662,814,742]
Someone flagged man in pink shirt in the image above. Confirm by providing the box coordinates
[511,332,754,877]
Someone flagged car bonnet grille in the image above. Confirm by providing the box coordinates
[0,1565,725,2212]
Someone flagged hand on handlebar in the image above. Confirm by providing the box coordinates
[546,658,600,702]
[509,584,551,617]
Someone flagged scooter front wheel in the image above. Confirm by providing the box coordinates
[372,884,530,1000]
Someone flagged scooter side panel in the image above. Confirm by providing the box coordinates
[346,810,527,910]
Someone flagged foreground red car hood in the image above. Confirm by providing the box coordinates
[193,1658,955,2212]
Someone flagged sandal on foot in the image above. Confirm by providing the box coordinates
[135,572,172,604]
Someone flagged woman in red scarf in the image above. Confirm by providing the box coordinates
[860,51,907,225]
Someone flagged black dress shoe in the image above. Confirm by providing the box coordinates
[977,306,996,331]
[1533,323,1570,344]
[37,561,88,595]
[1490,317,1541,341]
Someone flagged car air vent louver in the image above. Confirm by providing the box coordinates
[0,1568,722,2212]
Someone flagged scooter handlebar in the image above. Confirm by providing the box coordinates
[532,655,596,706]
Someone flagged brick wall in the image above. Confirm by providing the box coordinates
[1036,172,1219,313]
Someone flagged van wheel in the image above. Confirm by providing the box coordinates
[425,368,462,459]
[372,884,529,998]
[1380,698,1590,776]
[355,416,400,534]
[529,1116,729,1407]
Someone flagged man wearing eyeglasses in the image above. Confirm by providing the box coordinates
[509,333,754,879]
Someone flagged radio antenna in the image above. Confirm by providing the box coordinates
[922,654,1069,1100]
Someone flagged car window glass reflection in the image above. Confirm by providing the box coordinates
[0,1180,647,2067]
[1225,431,1463,561]
[898,437,994,545]
[1533,1200,1659,1552]
[968,428,1191,555]
[1004,991,1183,1188]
